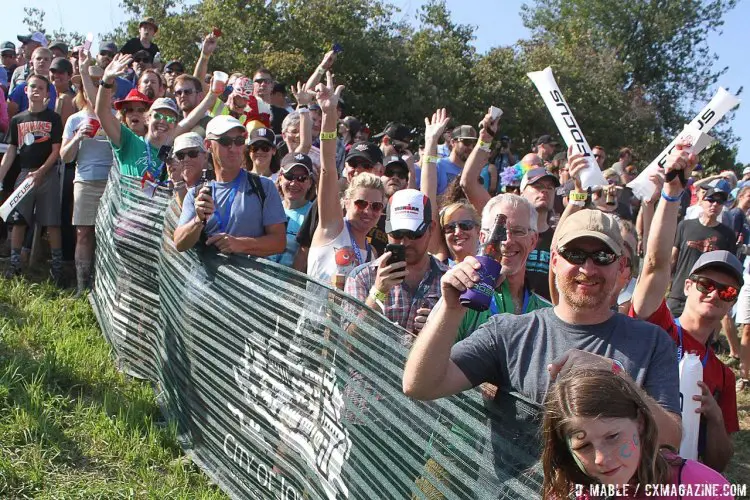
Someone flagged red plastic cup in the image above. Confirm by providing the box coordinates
[87,118,101,138]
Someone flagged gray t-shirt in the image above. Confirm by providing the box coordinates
[450,307,680,414]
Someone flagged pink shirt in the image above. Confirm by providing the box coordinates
[0,87,8,134]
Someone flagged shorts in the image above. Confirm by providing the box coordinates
[736,280,750,324]
[9,165,62,227]
[73,179,107,226]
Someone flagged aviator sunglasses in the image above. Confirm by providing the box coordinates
[558,247,618,266]
[352,199,384,212]
[689,274,739,302]
[443,220,477,234]
[282,172,309,183]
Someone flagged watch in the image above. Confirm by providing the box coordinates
[100,80,115,89]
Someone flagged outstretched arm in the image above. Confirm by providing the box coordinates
[421,108,451,258]
[290,82,315,154]
[305,50,336,92]
[460,108,497,214]
[193,33,218,83]
[96,53,133,148]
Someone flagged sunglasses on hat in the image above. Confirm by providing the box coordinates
[689,274,739,302]
[352,199,384,212]
[175,149,200,161]
[282,172,310,183]
[559,247,618,266]
[443,220,477,234]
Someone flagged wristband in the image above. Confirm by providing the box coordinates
[477,140,492,153]
[422,155,439,164]
[661,190,682,202]
[569,191,588,202]
[100,80,115,89]
[611,359,625,376]
[316,66,326,76]
[319,131,337,141]
[369,287,387,311]
[297,104,308,109]
[568,200,585,207]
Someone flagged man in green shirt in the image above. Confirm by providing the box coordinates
[456,193,551,341]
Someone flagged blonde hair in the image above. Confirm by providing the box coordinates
[439,201,480,228]
[343,173,385,201]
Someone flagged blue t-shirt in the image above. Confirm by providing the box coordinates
[270,201,312,266]
[0,67,7,89]
[114,77,134,100]
[414,158,463,195]
[178,170,286,239]
[10,81,57,113]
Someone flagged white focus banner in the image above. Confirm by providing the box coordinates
[627,87,741,200]
[0,177,34,222]
[527,67,606,189]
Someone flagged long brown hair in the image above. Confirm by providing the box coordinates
[541,369,674,499]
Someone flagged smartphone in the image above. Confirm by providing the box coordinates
[385,243,405,266]
[332,43,343,54]
[490,106,503,121]
[199,168,215,190]
[157,144,173,163]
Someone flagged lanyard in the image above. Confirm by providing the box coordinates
[144,140,157,176]
[489,284,530,316]
[675,318,709,368]
[345,219,371,266]
[211,172,243,233]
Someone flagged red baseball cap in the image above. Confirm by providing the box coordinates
[113,89,153,111]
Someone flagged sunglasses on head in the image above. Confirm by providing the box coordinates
[174,89,195,96]
[214,135,246,147]
[558,247,618,266]
[390,228,427,240]
[443,220,477,234]
[282,172,310,183]
[175,149,201,161]
[352,199,384,212]
[250,144,273,153]
[152,112,177,124]
[689,274,739,302]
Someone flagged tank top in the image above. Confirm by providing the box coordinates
[307,223,373,288]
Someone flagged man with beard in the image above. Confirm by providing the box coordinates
[137,68,165,100]
[381,155,409,198]
[628,144,740,472]
[345,189,447,339]
[433,125,476,195]
[162,60,184,96]
[520,166,559,300]
[533,134,558,163]
[173,74,212,137]
[403,208,682,448]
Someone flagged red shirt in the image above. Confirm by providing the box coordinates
[629,300,738,434]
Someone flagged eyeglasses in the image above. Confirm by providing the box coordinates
[558,247,618,266]
[390,229,427,240]
[214,135,246,147]
[254,78,272,84]
[506,226,532,238]
[250,144,273,153]
[443,220,478,234]
[152,112,177,124]
[352,199,384,212]
[349,160,374,170]
[175,149,201,161]
[99,51,114,58]
[593,154,602,160]
[282,172,310,183]
[174,89,195,96]
[689,274,739,302]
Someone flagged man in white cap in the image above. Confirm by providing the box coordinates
[95,53,219,178]
[170,132,208,205]
[9,31,47,93]
[345,189,447,340]
[173,115,286,256]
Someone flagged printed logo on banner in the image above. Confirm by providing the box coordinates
[228,316,352,500]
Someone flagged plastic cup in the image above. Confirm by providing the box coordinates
[212,71,228,94]
[459,256,501,311]
[87,118,101,138]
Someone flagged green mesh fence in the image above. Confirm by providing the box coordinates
[90,169,544,499]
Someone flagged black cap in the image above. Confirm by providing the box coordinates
[340,116,362,136]
[690,250,744,286]
[373,122,411,142]
[246,127,276,147]
[133,50,152,63]
[139,17,159,32]
[49,41,69,55]
[346,142,384,165]
[50,57,73,75]
[280,152,313,174]
[384,155,409,174]
[1,41,16,54]
[535,134,558,146]
[272,82,287,95]
[99,41,118,54]
[164,60,184,73]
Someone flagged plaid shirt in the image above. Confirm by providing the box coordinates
[345,256,448,342]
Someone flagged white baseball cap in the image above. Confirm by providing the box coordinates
[385,189,432,234]
[206,115,245,140]
[173,132,206,154]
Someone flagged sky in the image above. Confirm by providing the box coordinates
[1,0,747,164]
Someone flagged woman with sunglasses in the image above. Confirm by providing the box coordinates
[244,127,279,180]
[628,144,741,472]
[269,153,316,267]
[438,202,480,266]
[307,74,385,288]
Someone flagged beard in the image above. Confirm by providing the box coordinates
[143,87,156,100]
[555,273,615,311]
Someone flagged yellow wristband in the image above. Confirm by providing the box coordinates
[369,288,387,302]
[319,131,337,141]
[422,155,439,164]
[569,191,588,202]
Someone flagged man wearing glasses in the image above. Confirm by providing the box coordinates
[345,189,447,341]
[629,145,741,472]
[403,207,682,448]
[434,125,477,196]
[96,42,133,100]
[252,68,288,135]
[173,75,212,137]
[592,145,607,170]
[173,115,286,256]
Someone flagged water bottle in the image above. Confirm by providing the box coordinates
[459,214,507,311]
[678,353,703,461]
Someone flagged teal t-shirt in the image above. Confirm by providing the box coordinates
[456,280,552,342]
[111,124,160,178]
[270,201,313,267]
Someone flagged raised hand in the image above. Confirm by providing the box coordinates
[662,141,697,193]
[290,81,314,106]
[314,72,344,115]
[424,108,450,147]
[320,50,337,71]
[104,53,132,81]
[478,107,499,143]
[202,33,218,55]
[566,145,588,192]
[79,47,94,69]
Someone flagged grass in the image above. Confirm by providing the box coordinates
[718,351,750,496]
[0,277,228,499]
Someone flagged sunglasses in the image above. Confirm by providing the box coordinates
[254,78,272,84]
[704,197,727,205]
[689,274,739,302]
[123,106,147,114]
[152,112,177,124]
[443,220,477,234]
[250,144,273,153]
[175,149,201,161]
[174,89,195,96]
[350,160,374,170]
[352,199,384,212]
[282,172,310,183]
[390,229,427,240]
[134,57,150,63]
[385,169,408,179]
[558,247,618,266]
[460,139,477,147]
[99,51,114,57]
[214,135,246,147]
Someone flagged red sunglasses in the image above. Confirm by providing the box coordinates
[352,199,384,212]
[689,274,739,302]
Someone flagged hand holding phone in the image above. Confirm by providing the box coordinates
[385,243,405,266]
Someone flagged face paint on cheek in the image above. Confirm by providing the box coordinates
[619,432,640,459]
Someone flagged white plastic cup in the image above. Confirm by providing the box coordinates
[678,353,703,461]
[212,71,228,94]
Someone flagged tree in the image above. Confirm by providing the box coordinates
[22,7,85,49]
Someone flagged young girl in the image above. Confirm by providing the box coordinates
[541,369,731,499]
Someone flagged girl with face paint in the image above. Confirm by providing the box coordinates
[540,369,730,499]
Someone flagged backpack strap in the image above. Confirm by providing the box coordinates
[246,172,266,218]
